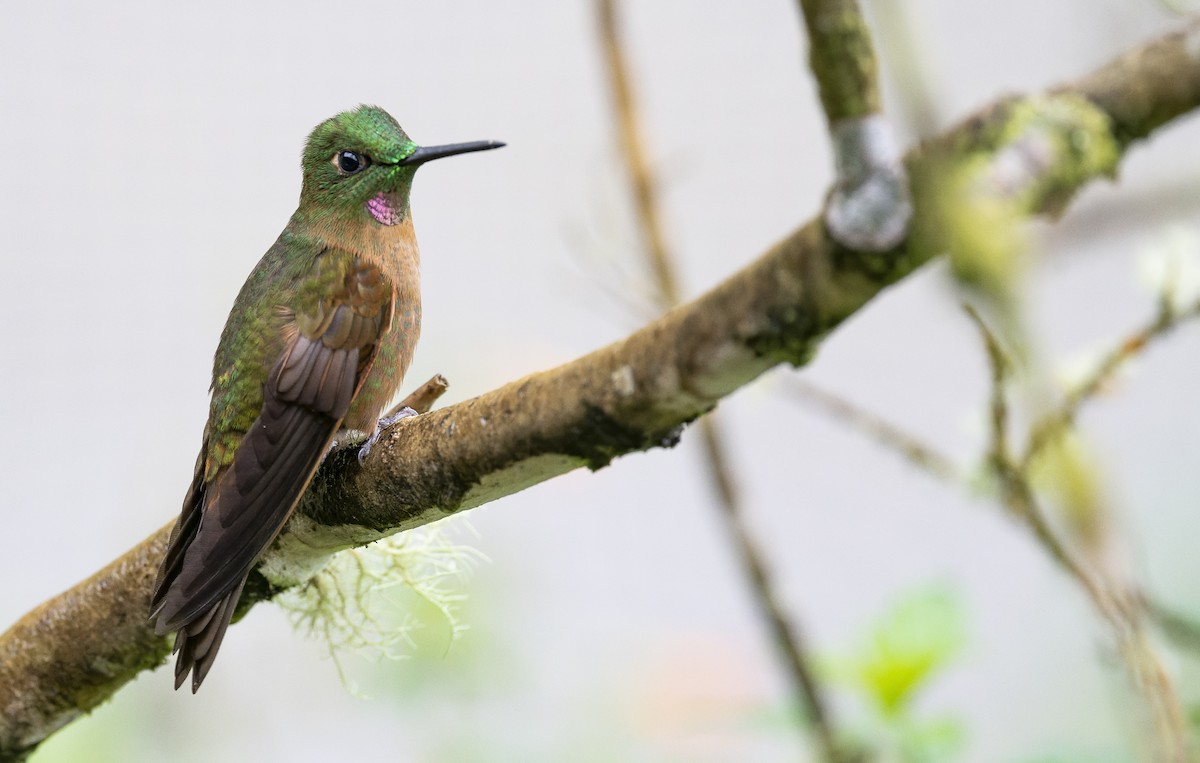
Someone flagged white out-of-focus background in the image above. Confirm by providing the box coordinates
[2,2,1199,761]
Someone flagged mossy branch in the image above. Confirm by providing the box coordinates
[798,0,912,252]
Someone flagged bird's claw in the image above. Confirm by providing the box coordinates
[357,407,418,465]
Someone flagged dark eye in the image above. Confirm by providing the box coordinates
[333,150,368,175]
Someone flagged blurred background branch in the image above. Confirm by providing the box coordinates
[791,276,1200,760]
[965,303,1188,762]
[596,1,853,760]
[798,0,911,252]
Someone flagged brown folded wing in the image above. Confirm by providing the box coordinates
[151,255,393,690]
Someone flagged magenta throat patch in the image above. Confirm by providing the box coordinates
[366,192,402,226]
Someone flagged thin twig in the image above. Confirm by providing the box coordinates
[596,2,849,760]
[1022,296,1200,470]
[696,418,844,754]
[964,304,1189,763]
[964,305,1102,595]
[788,379,960,483]
[385,374,450,418]
[595,0,680,307]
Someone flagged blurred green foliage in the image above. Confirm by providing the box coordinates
[828,585,968,763]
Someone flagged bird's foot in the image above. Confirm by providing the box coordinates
[357,407,418,465]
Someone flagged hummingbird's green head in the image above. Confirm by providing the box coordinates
[298,105,502,226]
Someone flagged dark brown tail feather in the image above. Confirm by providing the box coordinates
[172,577,246,692]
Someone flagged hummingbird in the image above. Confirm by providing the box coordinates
[149,105,502,692]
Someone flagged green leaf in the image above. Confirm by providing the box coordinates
[853,586,967,716]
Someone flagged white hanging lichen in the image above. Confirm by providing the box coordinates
[278,520,484,692]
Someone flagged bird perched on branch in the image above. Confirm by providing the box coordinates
[150,105,502,692]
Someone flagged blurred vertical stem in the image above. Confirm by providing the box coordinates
[595,2,852,761]
[797,0,880,121]
[862,0,941,138]
[965,305,1189,763]
[798,0,911,253]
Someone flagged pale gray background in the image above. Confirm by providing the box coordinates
[2,1,1199,761]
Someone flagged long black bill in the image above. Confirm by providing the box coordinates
[398,140,505,166]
